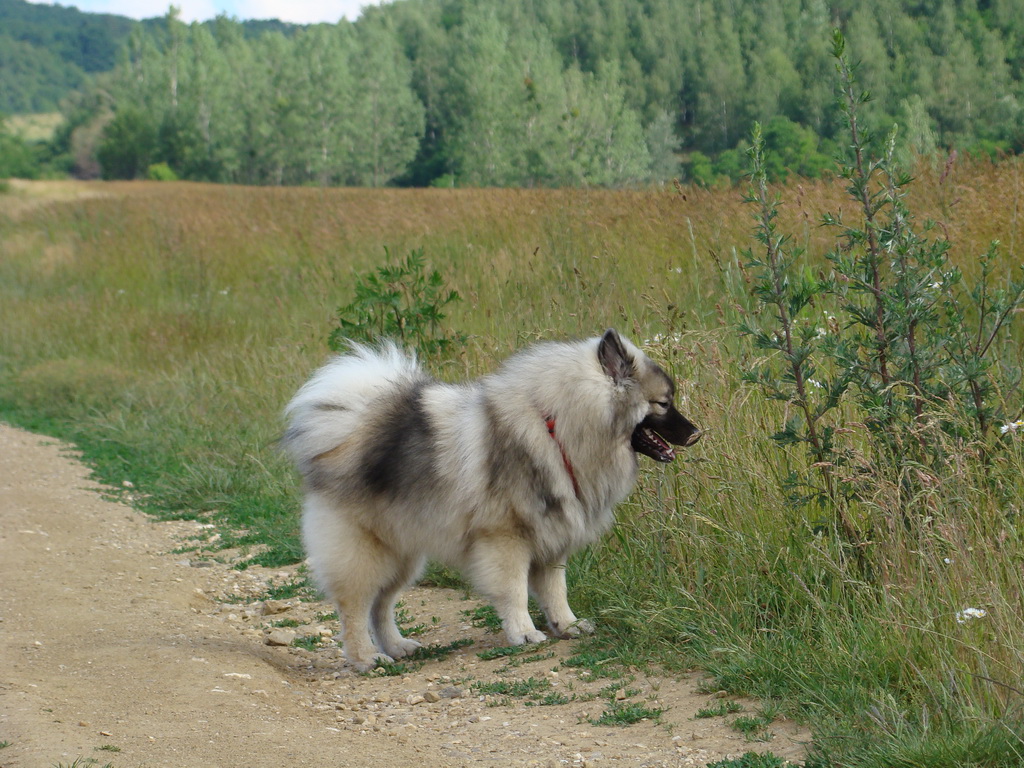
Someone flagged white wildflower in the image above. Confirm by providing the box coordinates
[943,558,953,565]
[815,327,828,339]
[1000,420,1024,435]
[930,281,941,289]
[808,379,824,389]
[955,608,987,624]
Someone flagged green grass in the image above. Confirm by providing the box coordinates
[2,171,1024,765]
[731,714,774,741]
[462,605,503,633]
[291,635,322,651]
[695,700,744,718]
[588,701,664,726]
[471,675,574,706]
[477,641,556,661]
[472,677,553,697]
[367,638,475,676]
[707,754,790,768]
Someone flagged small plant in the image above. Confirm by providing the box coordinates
[395,601,427,637]
[291,635,321,651]
[695,700,744,718]
[463,605,503,633]
[262,578,314,601]
[472,677,553,698]
[271,618,301,628]
[328,248,466,360]
[732,714,774,741]
[588,701,663,726]
[407,637,474,661]
[527,692,572,706]
[561,647,625,680]
[95,745,121,753]
[366,638,474,676]
[706,753,790,768]
[477,641,556,661]
[368,658,417,677]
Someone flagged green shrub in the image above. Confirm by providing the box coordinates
[328,247,466,360]
[147,162,178,181]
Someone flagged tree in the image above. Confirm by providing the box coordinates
[97,107,156,179]
[347,19,425,186]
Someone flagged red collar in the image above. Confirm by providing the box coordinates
[545,415,581,499]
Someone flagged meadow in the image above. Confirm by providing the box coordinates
[1,157,1023,766]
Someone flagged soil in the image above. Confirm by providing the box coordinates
[0,423,810,767]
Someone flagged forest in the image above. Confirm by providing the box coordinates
[2,0,1024,187]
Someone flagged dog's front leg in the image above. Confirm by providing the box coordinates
[530,559,595,638]
[467,536,546,645]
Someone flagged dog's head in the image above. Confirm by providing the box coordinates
[598,328,701,462]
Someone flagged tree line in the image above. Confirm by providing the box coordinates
[5,0,1024,187]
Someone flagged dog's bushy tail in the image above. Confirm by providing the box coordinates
[282,342,423,477]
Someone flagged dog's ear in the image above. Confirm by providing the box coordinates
[598,328,634,384]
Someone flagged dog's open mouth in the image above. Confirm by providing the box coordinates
[631,424,676,463]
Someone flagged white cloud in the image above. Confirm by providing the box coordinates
[238,0,377,24]
[29,0,382,23]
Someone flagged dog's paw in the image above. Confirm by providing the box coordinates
[349,652,395,674]
[507,628,548,645]
[384,637,422,659]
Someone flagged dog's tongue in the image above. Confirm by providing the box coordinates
[631,425,675,462]
[649,429,675,461]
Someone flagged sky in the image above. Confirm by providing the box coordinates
[29,0,386,25]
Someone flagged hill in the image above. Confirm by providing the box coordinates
[3,0,1024,186]
[0,0,302,113]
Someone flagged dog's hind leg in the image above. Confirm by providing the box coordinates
[370,555,426,660]
[530,559,595,638]
[302,496,396,672]
[466,536,547,646]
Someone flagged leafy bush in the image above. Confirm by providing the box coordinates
[739,31,1024,557]
[328,247,466,359]
[146,161,178,181]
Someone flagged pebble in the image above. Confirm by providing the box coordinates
[262,599,291,615]
[264,628,296,647]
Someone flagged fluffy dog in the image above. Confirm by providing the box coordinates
[283,329,700,670]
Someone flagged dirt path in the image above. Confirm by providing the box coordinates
[0,424,809,767]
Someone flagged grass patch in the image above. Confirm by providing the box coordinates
[462,605,502,633]
[695,700,744,718]
[560,646,627,680]
[477,641,556,661]
[471,676,573,706]
[588,701,663,726]
[368,638,474,676]
[707,754,790,768]
[3,170,1024,765]
[291,635,322,651]
[731,715,774,741]
[472,677,552,698]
